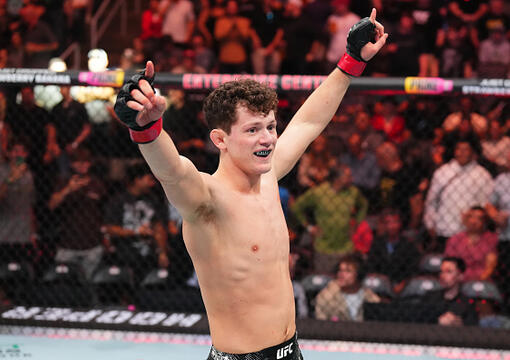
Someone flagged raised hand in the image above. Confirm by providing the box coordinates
[114,61,167,143]
[125,61,166,127]
[360,9,388,61]
[337,8,388,76]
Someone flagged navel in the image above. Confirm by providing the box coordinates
[251,245,259,252]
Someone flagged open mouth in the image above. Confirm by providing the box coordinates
[254,150,271,158]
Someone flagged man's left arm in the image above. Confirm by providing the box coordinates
[274,9,387,180]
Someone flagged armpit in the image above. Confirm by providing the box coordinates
[195,201,216,223]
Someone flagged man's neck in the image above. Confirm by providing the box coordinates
[215,157,262,193]
[443,285,460,301]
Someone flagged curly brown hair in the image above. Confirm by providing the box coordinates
[203,79,278,134]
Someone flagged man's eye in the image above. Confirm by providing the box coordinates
[248,128,256,133]
[268,125,275,131]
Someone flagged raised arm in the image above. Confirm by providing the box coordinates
[114,61,210,222]
[273,9,388,180]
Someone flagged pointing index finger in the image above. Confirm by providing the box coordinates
[369,8,376,23]
[145,60,154,79]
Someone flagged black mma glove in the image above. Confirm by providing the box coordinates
[114,70,163,143]
[337,17,376,77]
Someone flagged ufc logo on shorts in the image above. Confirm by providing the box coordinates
[276,343,293,359]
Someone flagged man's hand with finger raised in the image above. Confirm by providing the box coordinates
[337,8,388,77]
[114,61,167,144]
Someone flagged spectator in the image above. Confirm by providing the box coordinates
[340,132,381,199]
[482,119,510,172]
[315,253,380,321]
[0,140,35,264]
[420,257,478,326]
[250,0,284,74]
[366,209,421,293]
[386,12,423,76]
[5,87,59,240]
[297,134,337,191]
[443,97,488,139]
[6,31,24,68]
[477,24,510,78]
[166,200,194,286]
[374,141,427,227]
[477,296,510,329]
[160,0,195,47]
[280,0,316,75]
[141,0,163,42]
[60,0,89,52]
[119,38,146,71]
[424,139,494,251]
[448,0,488,26]
[51,85,91,177]
[371,97,408,144]
[47,146,106,280]
[444,206,498,281]
[191,33,216,72]
[140,0,163,60]
[486,153,510,300]
[436,22,475,78]
[0,90,6,162]
[475,0,510,44]
[412,0,443,77]
[325,0,360,71]
[290,252,309,319]
[196,0,226,48]
[20,3,59,68]
[171,49,206,74]
[103,163,169,281]
[213,0,254,73]
[292,164,368,274]
[353,110,384,153]
[162,88,214,172]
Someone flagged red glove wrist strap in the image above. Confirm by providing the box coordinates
[129,118,163,144]
[337,53,366,77]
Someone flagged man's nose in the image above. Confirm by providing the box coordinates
[259,129,275,145]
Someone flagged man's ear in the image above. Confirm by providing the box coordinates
[210,128,227,150]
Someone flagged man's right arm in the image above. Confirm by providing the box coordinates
[138,130,210,221]
[114,61,210,222]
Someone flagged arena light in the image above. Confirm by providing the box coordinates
[87,48,109,72]
[48,57,67,72]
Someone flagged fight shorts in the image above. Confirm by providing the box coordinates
[206,332,303,360]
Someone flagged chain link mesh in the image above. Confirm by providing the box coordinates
[0,83,509,341]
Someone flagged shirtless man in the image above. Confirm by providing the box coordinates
[114,9,387,360]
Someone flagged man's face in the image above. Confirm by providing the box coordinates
[337,262,357,289]
[463,209,486,234]
[224,106,277,176]
[136,174,157,193]
[8,144,28,162]
[489,0,504,14]
[489,120,502,140]
[71,160,91,175]
[384,214,401,237]
[348,133,362,155]
[333,167,352,190]
[439,261,462,289]
[354,112,370,132]
[454,142,473,166]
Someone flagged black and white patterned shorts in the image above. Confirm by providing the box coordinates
[206,332,303,360]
